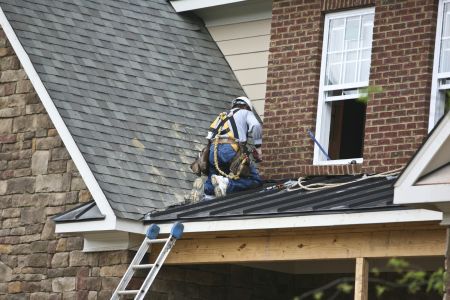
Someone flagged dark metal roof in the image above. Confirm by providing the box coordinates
[145,175,402,223]
[1,0,243,220]
[52,201,105,223]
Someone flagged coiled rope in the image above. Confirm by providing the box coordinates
[287,167,403,192]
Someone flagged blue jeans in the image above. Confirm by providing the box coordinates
[204,144,262,196]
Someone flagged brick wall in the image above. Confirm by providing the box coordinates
[261,0,437,179]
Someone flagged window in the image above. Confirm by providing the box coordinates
[430,0,450,131]
[314,8,375,165]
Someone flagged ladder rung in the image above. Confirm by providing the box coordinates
[147,238,169,244]
[132,264,155,269]
[117,290,139,295]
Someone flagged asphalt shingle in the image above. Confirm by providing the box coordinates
[1,0,244,220]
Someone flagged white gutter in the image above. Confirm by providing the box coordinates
[0,7,117,229]
[170,0,246,12]
[155,209,443,234]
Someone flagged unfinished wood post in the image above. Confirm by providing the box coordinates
[444,227,450,300]
[354,257,369,300]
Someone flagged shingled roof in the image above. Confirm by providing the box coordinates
[0,0,244,219]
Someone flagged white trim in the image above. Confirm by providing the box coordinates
[55,218,146,235]
[322,81,369,91]
[170,0,245,12]
[0,8,117,226]
[314,157,363,165]
[395,112,450,188]
[395,186,450,205]
[314,7,375,165]
[154,209,442,234]
[429,0,449,131]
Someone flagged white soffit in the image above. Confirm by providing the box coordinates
[416,164,450,185]
[173,0,272,27]
[170,0,246,12]
[0,7,117,229]
[155,209,442,234]
[394,112,450,206]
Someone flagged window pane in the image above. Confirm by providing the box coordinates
[324,11,374,88]
[359,60,370,82]
[345,50,358,62]
[443,4,450,38]
[345,17,360,41]
[344,62,357,83]
[327,63,342,85]
[440,39,450,73]
[440,4,450,73]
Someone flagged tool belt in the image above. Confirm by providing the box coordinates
[228,142,251,178]
[215,137,239,151]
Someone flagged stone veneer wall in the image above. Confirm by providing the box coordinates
[0,28,297,300]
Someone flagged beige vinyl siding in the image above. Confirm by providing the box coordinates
[207,18,271,118]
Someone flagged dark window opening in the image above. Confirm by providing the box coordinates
[328,99,366,160]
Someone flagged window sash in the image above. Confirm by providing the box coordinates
[324,11,374,89]
[429,0,450,131]
[314,7,374,164]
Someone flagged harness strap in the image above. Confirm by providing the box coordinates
[209,109,240,140]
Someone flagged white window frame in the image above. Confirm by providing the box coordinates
[314,7,375,166]
[429,0,450,131]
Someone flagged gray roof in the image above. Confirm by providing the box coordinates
[1,0,243,219]
[52,201,105,223]
[146,176,400,223]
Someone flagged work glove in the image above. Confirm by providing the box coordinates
[252,146,262,163]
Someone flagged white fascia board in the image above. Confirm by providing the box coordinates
[394,185,450,205]
[155,209,442,234]
[55,218,145,235]
[0,8,116,225]
[170,0,246,12]
[83,231,130,252]
[395,113,450,188]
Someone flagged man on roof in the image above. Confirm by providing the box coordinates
[189,96,263,201]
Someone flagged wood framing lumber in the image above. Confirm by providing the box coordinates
[149,224,446,264]
[354,257,369,300]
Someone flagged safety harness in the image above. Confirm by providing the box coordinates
[209,109,249,180]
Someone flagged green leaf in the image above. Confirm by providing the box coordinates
[371,267,380,277]
[337,282,353,294]
[357,85,383,104]
[426,268,444,295]
[387,258,410,273]
[313,291,323,300]
[375,285,388,298]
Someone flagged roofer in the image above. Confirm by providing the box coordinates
[202,96,263,199]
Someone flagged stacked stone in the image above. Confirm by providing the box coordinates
[0,27,131,300]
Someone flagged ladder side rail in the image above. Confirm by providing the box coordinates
[134,236,177,300]
[110,238,151,300]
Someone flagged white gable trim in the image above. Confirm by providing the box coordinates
[155,209,442,234]
[394,113,450,206]
[170,0,246,12]
[0,7,117,228]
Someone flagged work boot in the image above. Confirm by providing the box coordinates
[212,175,229,198]
[187,177,204,204]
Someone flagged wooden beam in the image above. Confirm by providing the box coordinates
[150,224,445,264]
[354,258,369,300]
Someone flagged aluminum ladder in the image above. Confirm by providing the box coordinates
[111,222,184,300]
